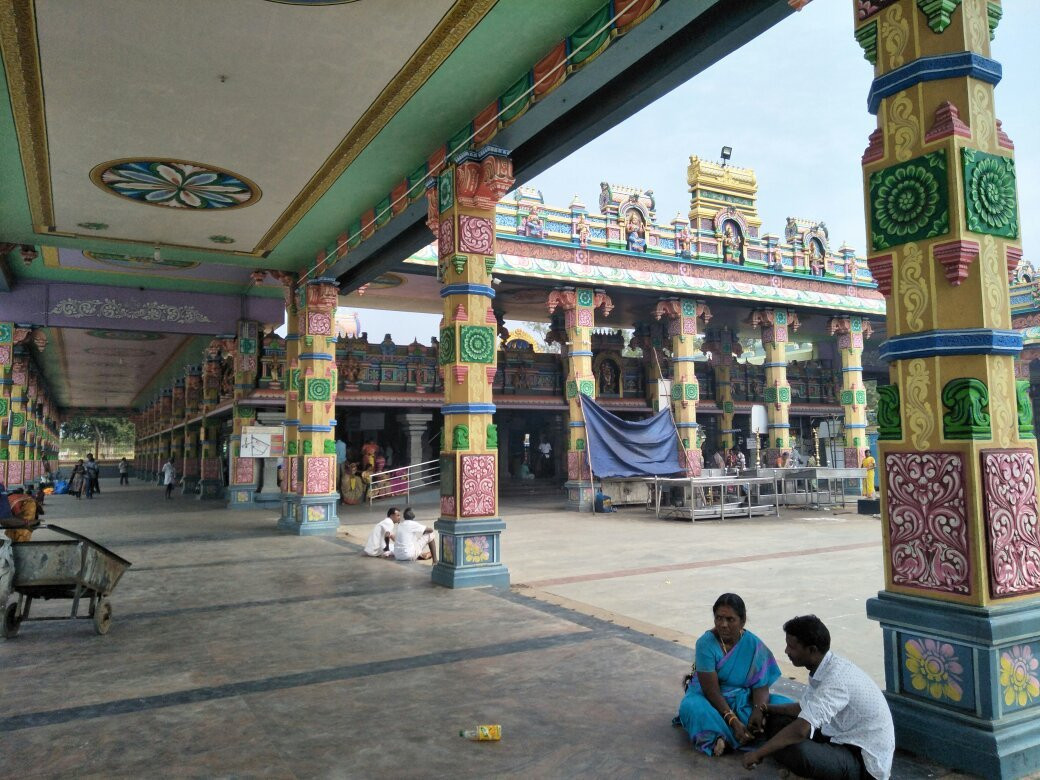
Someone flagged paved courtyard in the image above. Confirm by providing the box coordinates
[1,482,974,778]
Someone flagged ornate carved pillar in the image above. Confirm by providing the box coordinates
[169,377,185,492]
[429,145,512,586]
[398,412,433,468]
[198,338,226,499]
[280,279,339,535]
[703,327,743,451]
[548,285,613,511]
[748,309,798,465]
[829,316,873,467]
[0,322,13,487]
[855,2,1040,775]
[228,320,261,509]
[655,297,711,475]
[7,350,30,488]
[277,274,301,529]
[182,365,202,494]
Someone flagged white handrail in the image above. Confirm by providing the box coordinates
[367,459,440,506]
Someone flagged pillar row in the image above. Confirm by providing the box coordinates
[228,320,260,509]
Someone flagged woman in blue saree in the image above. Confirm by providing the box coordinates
[676,593,793,756]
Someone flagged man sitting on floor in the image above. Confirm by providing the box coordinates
[392,507,437,563]
[742,614,894,780]
[362,507,398,558]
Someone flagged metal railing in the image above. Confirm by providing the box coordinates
[368,459,440,505]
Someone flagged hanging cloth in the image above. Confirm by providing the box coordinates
[579,394,682,478]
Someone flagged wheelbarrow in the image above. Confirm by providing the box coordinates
[2,525,132,638]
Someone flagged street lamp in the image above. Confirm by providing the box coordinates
[720,146,733,166]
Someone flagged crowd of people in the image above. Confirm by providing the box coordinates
[676,593,894,779]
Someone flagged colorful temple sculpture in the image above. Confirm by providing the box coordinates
[852,1,1040,777]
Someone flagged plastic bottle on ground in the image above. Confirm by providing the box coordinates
[459,725,502,741]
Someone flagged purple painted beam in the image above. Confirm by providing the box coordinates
[0,281,283,333]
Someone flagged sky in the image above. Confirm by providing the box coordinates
[348,0,1039,344]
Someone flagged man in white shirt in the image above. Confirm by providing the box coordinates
[392,507,437,562]
[742,614,894,779]
[362,507,398,558]
[161,457,177,500]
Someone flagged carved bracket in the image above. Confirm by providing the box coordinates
[932,239,980,287]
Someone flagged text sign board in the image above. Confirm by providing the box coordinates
[240,426,284,458]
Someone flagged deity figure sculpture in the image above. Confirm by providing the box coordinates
[723,224,743,265]
[768,245,784,272]
[676,224,692,258]
[524,208,543,239]
[575,213,590,247]
[807,240,825,277]
[625,211,646,253]
[598,360,619,395]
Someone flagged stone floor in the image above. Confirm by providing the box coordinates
[1,481,977,778]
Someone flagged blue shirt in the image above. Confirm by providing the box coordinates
[335,440,346,464]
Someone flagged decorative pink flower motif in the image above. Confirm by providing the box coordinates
[904,638,963,702]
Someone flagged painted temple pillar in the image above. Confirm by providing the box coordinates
[748,309,798,465]
[429,146,513,586]
[198,340,225,500]
[702,328,743,451]
[0,322,13,487]
[8,351,29,488]
[548,285,613,512]
[228,320,260,509]
[170,378,185,490]
[24,372,37,482]
[654,297,711,475]
[182,366,202,494]
[280,278,339,535]
[277,274,301,529]
[829,316,874,469]
[854,2,1040,776]
[159,387,173,478]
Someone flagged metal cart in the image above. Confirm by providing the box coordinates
[2,525,132,638]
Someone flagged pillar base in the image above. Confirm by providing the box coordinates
[227,484,259,509]
[867,591,1040,779]
[197,478,224,500]
[564,480,594,512]
[180,476,199,495]
[276,494,339,536]
[253,490,282,508]
[431,517,510,589]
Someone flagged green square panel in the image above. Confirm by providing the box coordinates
[306,378,332,401]
[438,327,456,365]
[438,169,454,213]
[566,380,578,399]
[684,383,699,401]
[11,412,24,427]
[778,386,790,403]
[576,288,594,307]
[239,338,257,355]
[869,150,950,250]
[856,389,867,405]
[579,380,594,397]
[841,389,854,405]
[459,326,495,363]
[962,148,1019,239]
[763,386,777,403]
[0,323,10,343]
[723,401,734,414]
[0,399,7,416]
[681,299,696,316]
[671,385,682,401]
[290,368,301,394]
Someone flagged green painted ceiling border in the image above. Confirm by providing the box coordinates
[259,0,609,264]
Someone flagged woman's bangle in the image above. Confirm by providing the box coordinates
[723,711,738,725]
[753,703,768,714]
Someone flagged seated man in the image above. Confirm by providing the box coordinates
[4,486,43,543]
[362,507,398,558]
[742,614,894,780]
[392,507,437,563]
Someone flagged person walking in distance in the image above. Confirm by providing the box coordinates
[118,457,130,486]
[84,453,100,499]
[161,456,177,500]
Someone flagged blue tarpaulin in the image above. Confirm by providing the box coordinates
[579,394,683,478]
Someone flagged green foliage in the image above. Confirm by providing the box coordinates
[60,415,136,457]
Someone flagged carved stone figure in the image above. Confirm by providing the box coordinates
[723,224,743,264]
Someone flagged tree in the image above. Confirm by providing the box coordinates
[60,415,136,457]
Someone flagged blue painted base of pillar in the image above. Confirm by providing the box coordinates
[276,494,339,535]
[431,517,509,589]
[181,476,199,496]
[227,484,258,509]
[867,591,1040,779]
[197,478,224,500]
[564,480,594,511]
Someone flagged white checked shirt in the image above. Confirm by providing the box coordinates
[799,651,895,780]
